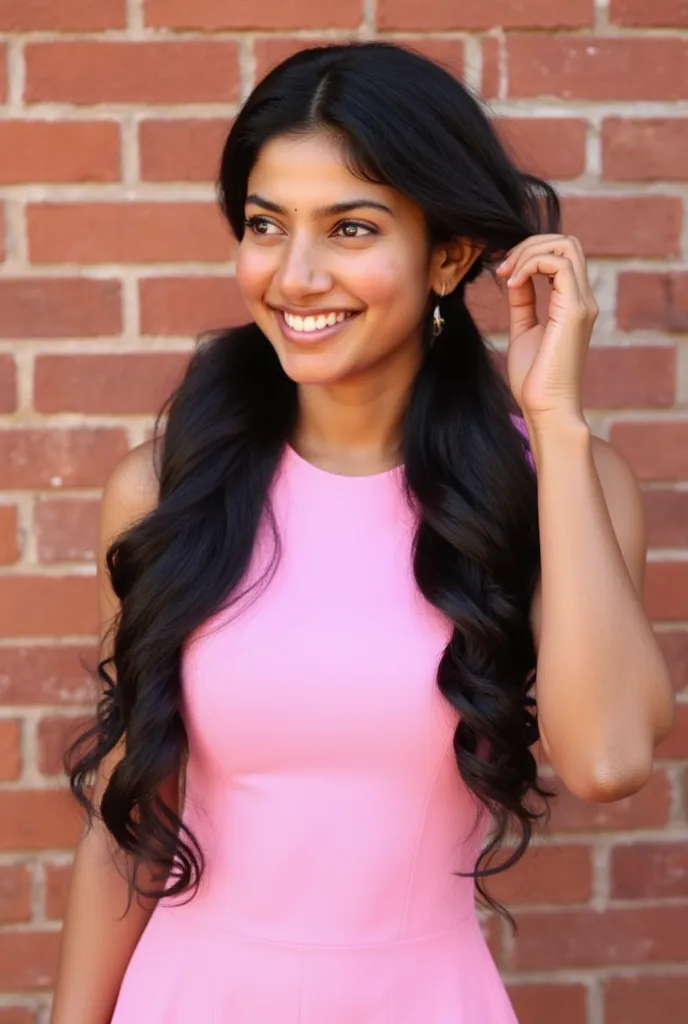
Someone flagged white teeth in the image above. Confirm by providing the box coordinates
[283,310,353,333]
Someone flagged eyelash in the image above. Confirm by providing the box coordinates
[243,215,377,239]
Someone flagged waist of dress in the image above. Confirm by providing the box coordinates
[153,899,483,949]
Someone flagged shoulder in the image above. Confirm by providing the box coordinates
[100,437,161,538]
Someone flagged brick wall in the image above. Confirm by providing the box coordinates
[0,1,686,1022]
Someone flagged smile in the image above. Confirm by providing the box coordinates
[274,308,361,345]
[283,310,356,333]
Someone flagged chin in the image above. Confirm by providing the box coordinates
[275,349,359,387]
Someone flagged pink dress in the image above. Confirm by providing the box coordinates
[111,420,532,1023]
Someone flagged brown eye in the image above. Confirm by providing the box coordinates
[335,221,376,238]
[244,216,279,236]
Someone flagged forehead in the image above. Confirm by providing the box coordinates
[247,132,405,213]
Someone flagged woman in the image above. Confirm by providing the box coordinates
[51,41,674,1024]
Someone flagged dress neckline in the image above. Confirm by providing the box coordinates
[284,442,405,482]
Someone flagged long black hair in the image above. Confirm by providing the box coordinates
[67,41,559,927]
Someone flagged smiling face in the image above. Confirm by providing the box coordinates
[235,132,439,387]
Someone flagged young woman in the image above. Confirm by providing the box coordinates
[50,41,674,1024]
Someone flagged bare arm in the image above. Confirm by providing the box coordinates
[50,440,179,1024]
[528,421,675,802]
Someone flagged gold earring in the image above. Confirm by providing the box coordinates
[432,283,446,341]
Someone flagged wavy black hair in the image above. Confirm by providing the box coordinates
[67,41,559,927]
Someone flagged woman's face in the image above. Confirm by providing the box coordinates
[236,131,438,386]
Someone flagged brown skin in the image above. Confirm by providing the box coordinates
[236,132,478,473]
[50,131,675,1019]
[495,235,675,799]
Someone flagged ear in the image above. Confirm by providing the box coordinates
[431,238,483,294]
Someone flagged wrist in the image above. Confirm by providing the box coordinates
[523,412,591,465]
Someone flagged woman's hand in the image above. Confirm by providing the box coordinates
[495,234,598,426]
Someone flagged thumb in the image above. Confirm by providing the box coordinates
[506,275,538,342]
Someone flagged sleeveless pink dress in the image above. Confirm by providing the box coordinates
[110,419,532,1023]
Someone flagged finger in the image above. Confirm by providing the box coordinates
[508,241,592,303]
[508,253,588,315]
[496,234,568,275]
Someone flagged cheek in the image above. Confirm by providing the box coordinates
[351,242,429,309]
[235,246,275,304]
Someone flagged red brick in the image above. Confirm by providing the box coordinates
[38,714,94,775]
[605,975,688,1024]
[544,769,671,832]
[0,203,4,260]
[377,0,593,29]
[0,1010,34,1024]
[610,421,688,482]
[508,983,587,1024]
[583,347,675,408]
[611,841,688,899]
[562,196,682,258]
[140,276,249,336]
[34,353,189,414]
[0,45,6,105]
[28,203,233,264]
[0,0,126,30]
[139,118,230,183]
[487,843,592,906]
[0,719,21,781]
[603,118,688,182]
[0,790,82,851]
[658,631,688,692]
[0,932,60,991]
[508,36,688,101]
[645,490,688,550]
[0,645,98,705]
[0,505,19,564]
[0,866,30,924]
[511,906,688,969]
[0,121,120,185]
[0,576,98,637]
[0,355,16,411]
[617,273,688,333]
[145,0,362,28]
[0,428,128,489]
[0,278,122,339]
[25,42,239,105]
[481,37,500,99]
[610,0,688,26]
[645,562,688,621]
[44,863,71,921]
[497,118,587,180]
[35,499,100,564]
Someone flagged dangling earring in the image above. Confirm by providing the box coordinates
[431,283,446,343]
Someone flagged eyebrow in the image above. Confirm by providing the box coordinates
[245,193,395,219]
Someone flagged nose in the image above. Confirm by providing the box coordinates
[276,235,332,300]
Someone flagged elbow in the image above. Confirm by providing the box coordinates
[563,754,654,804]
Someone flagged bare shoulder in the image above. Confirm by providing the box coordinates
[101,437,161,540]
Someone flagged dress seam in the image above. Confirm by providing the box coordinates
[161,914,476,950]
[397,724,455,939]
